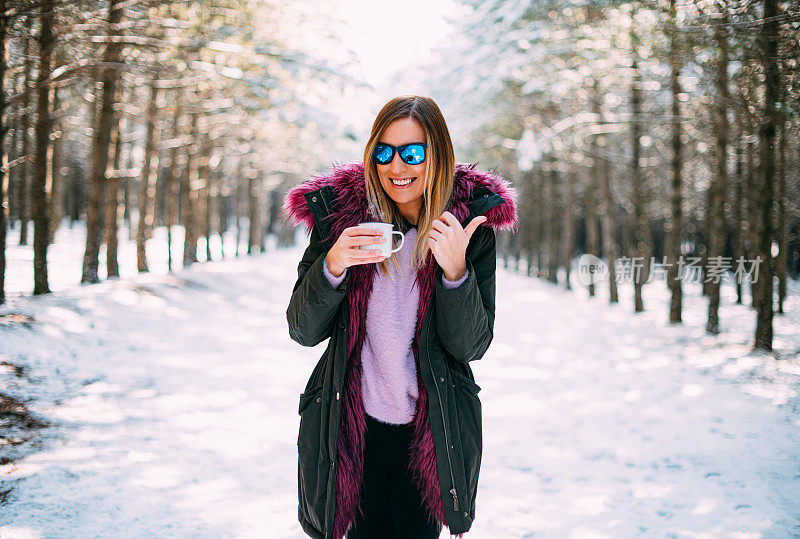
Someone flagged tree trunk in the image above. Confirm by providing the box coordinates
[137,77,161,273]
[744,108,758,308]
[32,0,55,295]
[104,82,126,278]
[585,172,599,296]
[122,168,131,229]
[499,229,509,268]
[66,158,82,224]
[599,140,618,303]
[259,180,269,254]
[630,44,647,313]
[48,86,63,244]
[19,15,32,246]
[8,72,19,232]
[505,227,517,270]
[547,158,559,283]
[754,0,778,351]
[0,0,7,304]
[166,88,183,272]
[247,172,260,254]
[123,131,134,231]
[235,159,242,256]
[182,107,199,267]
[776,118,786,314]
[218,164,228,259]
[706,6,729,334]
[561,168,575,290]
[587,82,603,297]
[535,167,545,279]
[81,0,124,283]
[521,169,537,277]
[198,134,212,261]
[733,131,746,305]
[204,157,214,261]
[71,67,98,229]
[667,0,684,323]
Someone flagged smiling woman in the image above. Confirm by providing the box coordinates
[283,94,518,539]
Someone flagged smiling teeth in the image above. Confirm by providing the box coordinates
[392,178,414,186]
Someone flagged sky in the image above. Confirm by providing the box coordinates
[334,0,463,86]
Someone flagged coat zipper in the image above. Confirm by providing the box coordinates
[326,307,347,539]
[425,319,459,513]
[320,189,331,216]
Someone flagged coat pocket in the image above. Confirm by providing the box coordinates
[297,384,326,533]
[297,386,322,463]
[450,368,481,396]
[298,385,324,455]
[298,385,323,415]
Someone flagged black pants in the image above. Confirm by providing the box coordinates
[346,413,442,539]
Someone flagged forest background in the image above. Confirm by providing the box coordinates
[1,0,798,354]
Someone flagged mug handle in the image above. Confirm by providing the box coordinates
[390,230,405,253]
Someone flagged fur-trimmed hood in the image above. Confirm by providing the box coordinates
[281,161,518,236]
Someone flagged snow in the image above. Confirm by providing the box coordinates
[2,222,799,538]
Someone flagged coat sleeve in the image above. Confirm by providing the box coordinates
[286,224,351,347]
[433,225,496,363]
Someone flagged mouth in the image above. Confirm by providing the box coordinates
[390,177,416,188]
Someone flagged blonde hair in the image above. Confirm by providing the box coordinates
[363,96,456,278]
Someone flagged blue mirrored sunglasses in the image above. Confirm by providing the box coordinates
[372,142,427,165]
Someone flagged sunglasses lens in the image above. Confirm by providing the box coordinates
[400,144,426,165]
[373,144,393,164]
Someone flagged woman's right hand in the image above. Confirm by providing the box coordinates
[325,226,387,277]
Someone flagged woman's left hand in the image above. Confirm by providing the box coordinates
[427,211,488,281]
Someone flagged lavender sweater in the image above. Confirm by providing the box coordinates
[322,227,469,425]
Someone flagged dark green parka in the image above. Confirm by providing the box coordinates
[282,162,518,539]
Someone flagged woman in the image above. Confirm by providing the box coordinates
[282,95,517,539]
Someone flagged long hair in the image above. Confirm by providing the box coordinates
[362,95,456,277]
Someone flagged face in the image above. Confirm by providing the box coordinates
[375,117,427,224]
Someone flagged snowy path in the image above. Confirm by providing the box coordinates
[2,241,799,538]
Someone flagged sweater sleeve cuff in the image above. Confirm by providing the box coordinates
[322,256,348,288]
[442,268,469,289]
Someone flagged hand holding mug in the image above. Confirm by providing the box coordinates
[325,226,389,278]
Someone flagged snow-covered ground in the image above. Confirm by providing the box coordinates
[1,221,799,538]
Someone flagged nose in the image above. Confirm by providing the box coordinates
[389,152,407,174]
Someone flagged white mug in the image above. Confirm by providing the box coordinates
[357,222,404,257]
